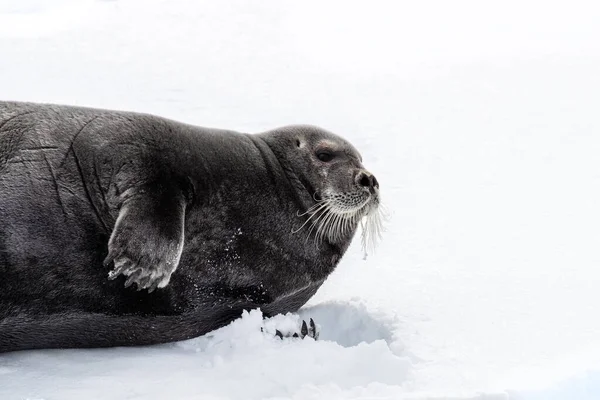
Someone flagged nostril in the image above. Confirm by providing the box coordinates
[358,173,371,188]
[372,175,379,188]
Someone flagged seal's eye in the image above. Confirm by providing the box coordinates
[317,151,334,162]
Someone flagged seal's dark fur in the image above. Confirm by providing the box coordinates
[0,101,361,352]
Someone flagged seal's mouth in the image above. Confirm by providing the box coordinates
[293,188,383,247]
[325,189,375,216]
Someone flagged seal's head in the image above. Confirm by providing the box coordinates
[259,125,383,252]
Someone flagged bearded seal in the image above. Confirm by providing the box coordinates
[0,101,382,352]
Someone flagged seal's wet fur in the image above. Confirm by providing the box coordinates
[0,101,376,352]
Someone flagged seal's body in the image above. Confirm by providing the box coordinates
[0,101,380,352]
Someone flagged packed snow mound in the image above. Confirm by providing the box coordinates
[507,369,600,400]
[0,307,412,400]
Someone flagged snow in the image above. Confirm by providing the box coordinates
[1,0,600,398]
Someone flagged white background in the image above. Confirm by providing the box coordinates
[1,1,600,399]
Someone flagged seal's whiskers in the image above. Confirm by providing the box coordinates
[294,192,384,252]
[292,200,330,234]
[296,200,328,217]
[360,203,386,257]
[305,202,333,242]
[313,207,336,244]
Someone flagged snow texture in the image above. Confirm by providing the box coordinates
[1,0,600,399]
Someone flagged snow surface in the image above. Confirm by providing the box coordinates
[1,0,600,399]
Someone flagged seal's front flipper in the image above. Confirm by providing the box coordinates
[104,183,187,292]
[274,318,319,340]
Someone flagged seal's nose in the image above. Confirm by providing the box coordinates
[356,171,379,192]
